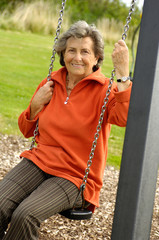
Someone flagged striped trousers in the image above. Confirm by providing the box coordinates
[0,158,82,240]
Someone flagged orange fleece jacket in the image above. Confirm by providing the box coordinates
[18,67,132,212]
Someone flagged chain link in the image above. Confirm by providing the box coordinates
[30,0,67,150]
[122,0,136,40]
[47,0,67,81]
[81,0,136,189]
[29,120,39,150]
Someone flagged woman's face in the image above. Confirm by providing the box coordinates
[64,36,98,80]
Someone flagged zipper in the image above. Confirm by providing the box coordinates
[64,78,83,104]
[64,96,69,104]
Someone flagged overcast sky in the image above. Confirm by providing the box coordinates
[122,0,144,9]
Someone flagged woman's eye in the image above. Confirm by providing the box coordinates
[82,50,89,54]
[68,49,74,52]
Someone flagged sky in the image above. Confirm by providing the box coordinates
[121,0,144,9]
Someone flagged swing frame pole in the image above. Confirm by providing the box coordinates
[111,0,159,239]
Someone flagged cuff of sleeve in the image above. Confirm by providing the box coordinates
[25,105,39,123]
[113,82,132,103]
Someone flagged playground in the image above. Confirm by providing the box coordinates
[0,0,159,239]
[0,133,158,239]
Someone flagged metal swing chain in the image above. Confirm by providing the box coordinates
[47,0,67,81]
[81,0,136,190]
[30,0,67,150]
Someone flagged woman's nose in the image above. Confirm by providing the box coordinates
[74,52,82,61]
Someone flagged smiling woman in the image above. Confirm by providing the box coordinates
[0,20,132,239]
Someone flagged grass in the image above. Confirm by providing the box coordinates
[0,29,128,168]
[0,29,60,134]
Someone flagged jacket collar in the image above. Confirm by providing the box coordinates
[51,67,107,86]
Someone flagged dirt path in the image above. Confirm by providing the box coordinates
[0,133,159,239]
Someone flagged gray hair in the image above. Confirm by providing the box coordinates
[55,21,104,71]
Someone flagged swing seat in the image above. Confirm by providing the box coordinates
[60,208,92,220]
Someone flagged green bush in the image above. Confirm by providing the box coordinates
[65,0,140,26]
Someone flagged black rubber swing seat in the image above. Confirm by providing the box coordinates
[60,208,93,220]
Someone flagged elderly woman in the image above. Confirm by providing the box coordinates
[0,21,131,239]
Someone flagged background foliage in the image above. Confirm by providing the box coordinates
[0,0,141,44]
[66,0,140,26]
[0,0,141,31]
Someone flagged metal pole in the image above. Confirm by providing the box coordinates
[111,0,159,239]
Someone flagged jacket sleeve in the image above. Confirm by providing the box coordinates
[106,82,132,127]
[18,78,47,138]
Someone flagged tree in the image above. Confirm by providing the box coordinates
[66,0,140,26]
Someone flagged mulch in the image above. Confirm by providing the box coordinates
[0,133,159,239]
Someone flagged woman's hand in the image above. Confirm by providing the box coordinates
[30,81,54,120]
[112,40,130,91]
